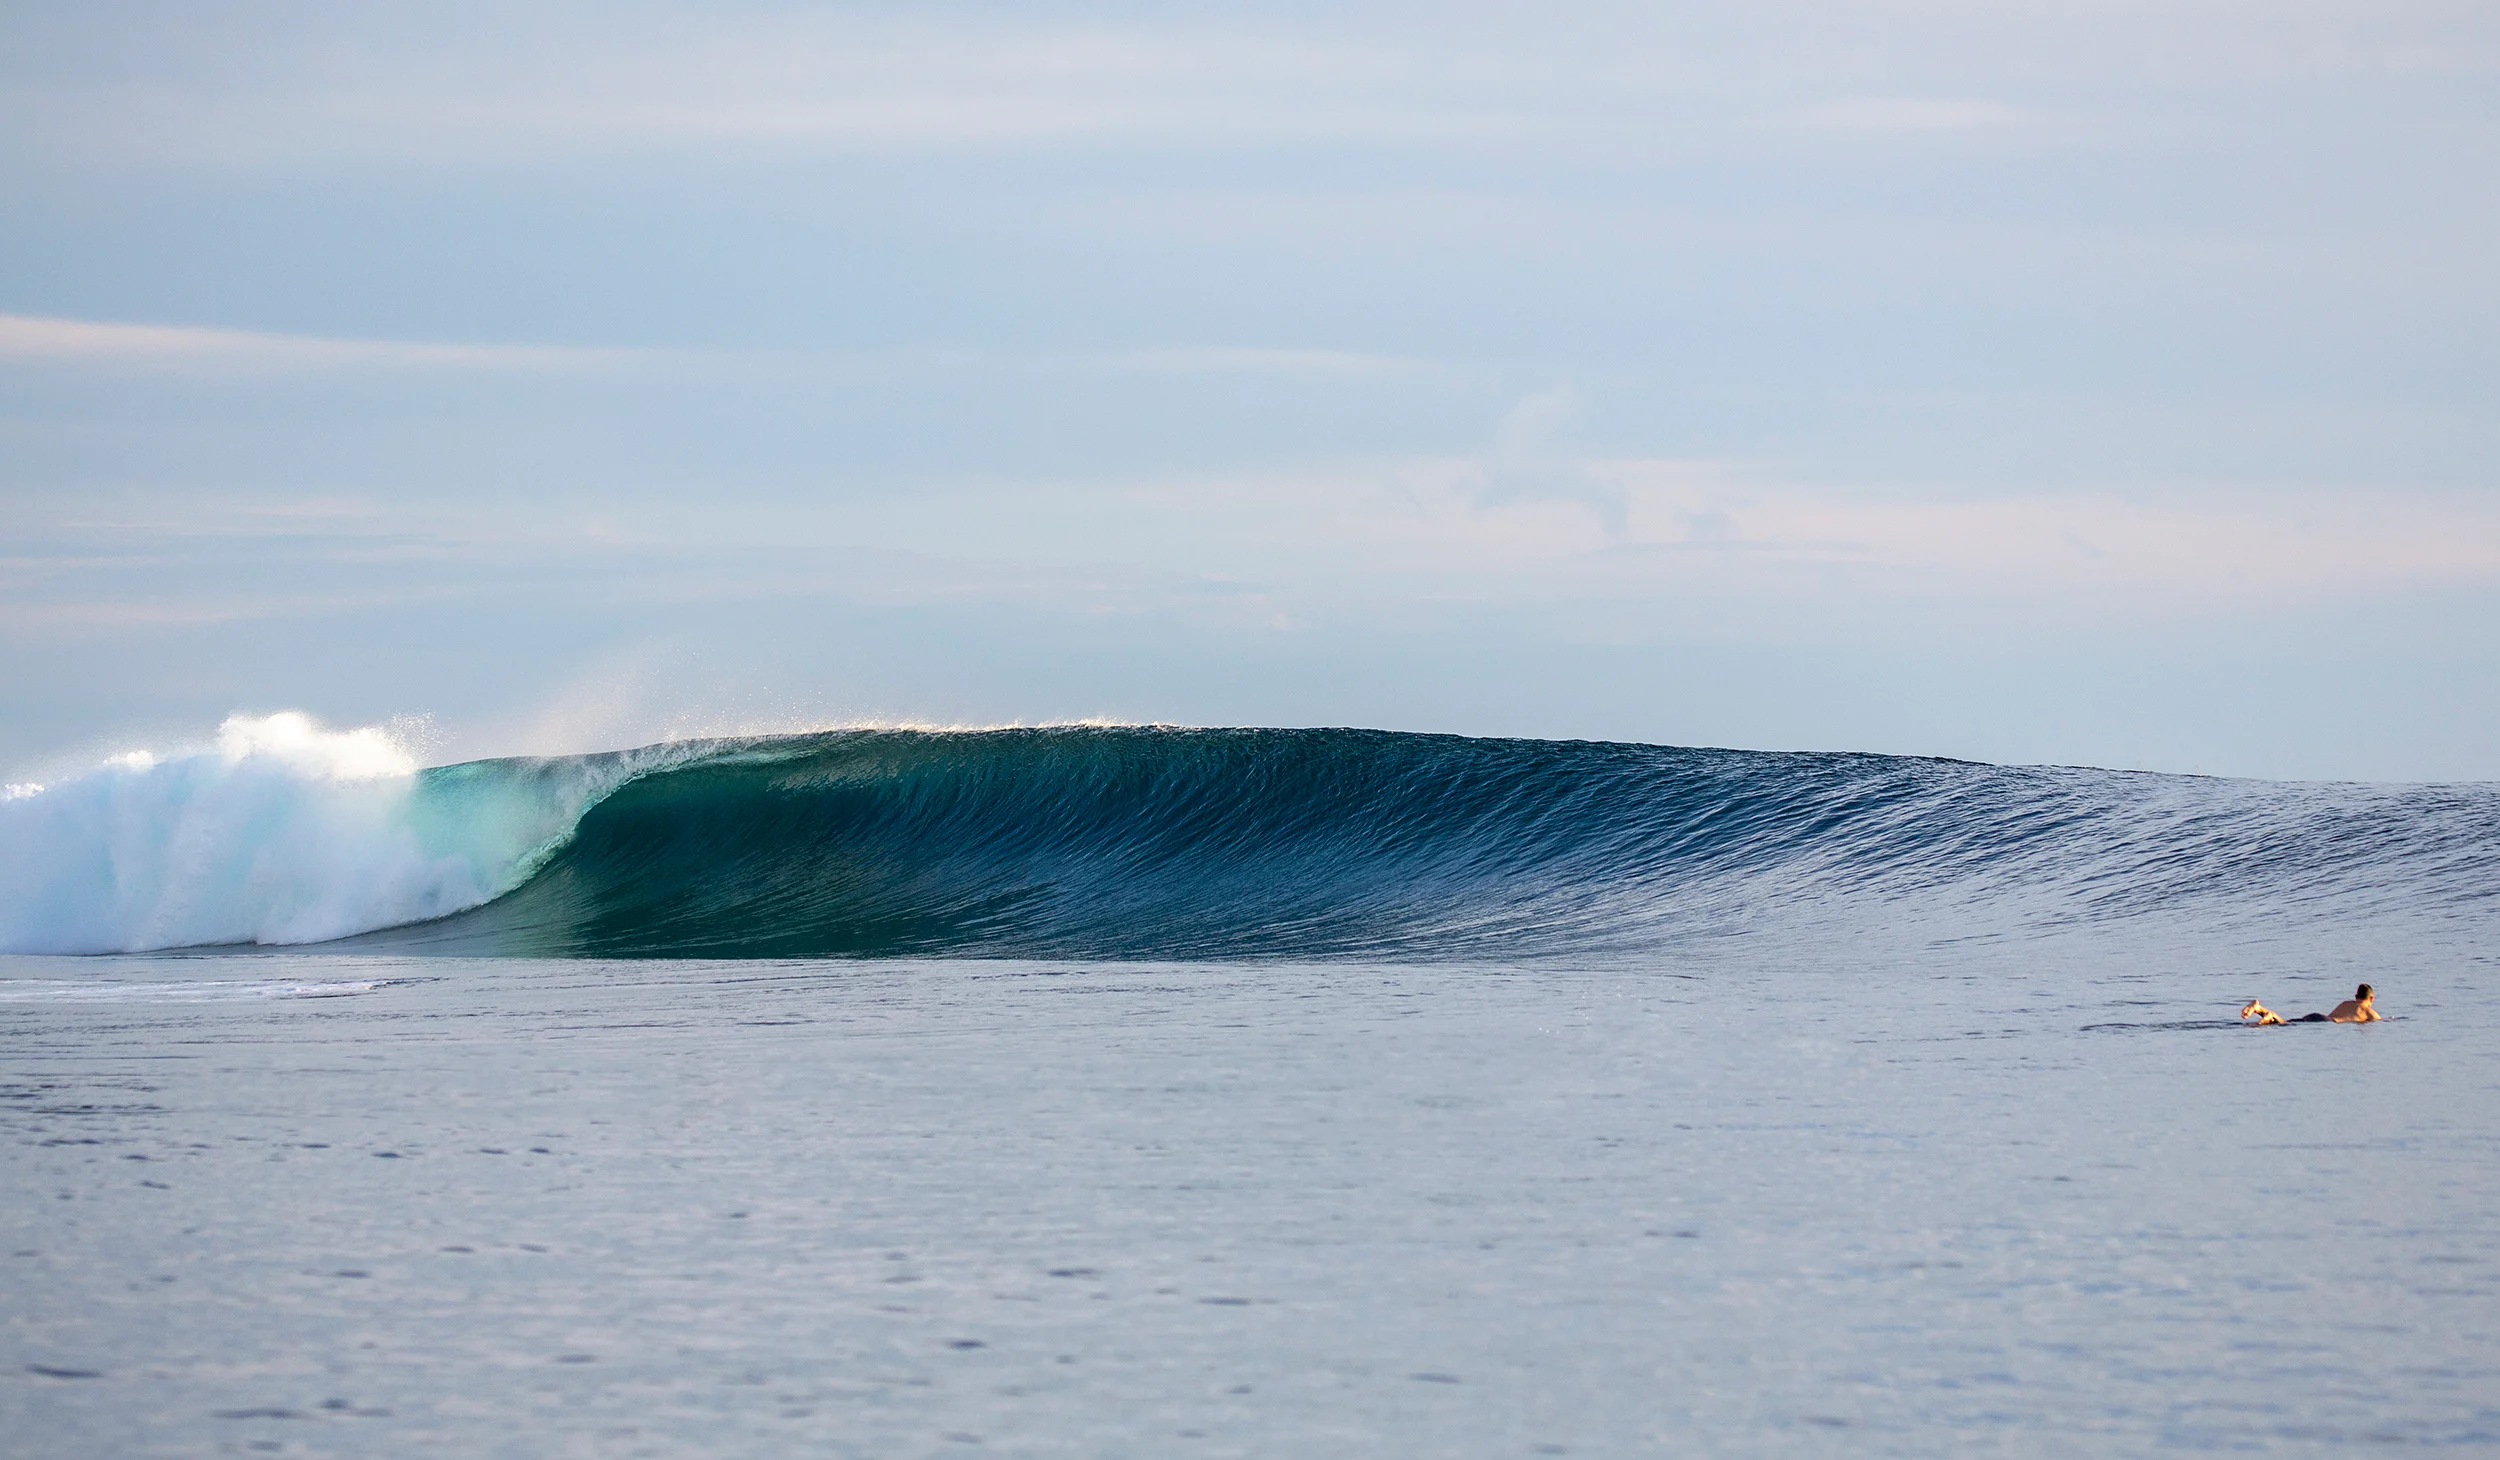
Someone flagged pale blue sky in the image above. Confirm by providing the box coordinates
[4,0,2497,779]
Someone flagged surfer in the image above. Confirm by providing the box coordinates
[2240,984,2380,1025]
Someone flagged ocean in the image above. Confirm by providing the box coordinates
[4,722,2496,1455]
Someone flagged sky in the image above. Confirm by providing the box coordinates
[3,0,2497,781]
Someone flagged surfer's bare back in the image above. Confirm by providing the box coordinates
[2241,984,2380,1025]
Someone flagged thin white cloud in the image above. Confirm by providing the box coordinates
[1589,466,2500,596]
[0,314,1459,382]
[23,3,2493,171]
[1106,460,2500,606]
[0,313,632,373]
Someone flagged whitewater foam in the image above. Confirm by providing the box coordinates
[0,713,643,954]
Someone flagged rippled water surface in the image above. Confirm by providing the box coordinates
[3,932,2495,1456]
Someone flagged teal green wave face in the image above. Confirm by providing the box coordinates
[11,723,2491,959]
[349,727,2498,960]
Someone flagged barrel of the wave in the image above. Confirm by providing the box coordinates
[336,726,2048,959]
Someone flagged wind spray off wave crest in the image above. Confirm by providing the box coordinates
[0,713,649,954]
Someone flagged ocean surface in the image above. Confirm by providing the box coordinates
[3,721,2496,1455]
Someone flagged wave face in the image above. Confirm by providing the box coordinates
[6,723,2495,959]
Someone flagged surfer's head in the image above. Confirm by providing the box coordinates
[2354,983,2373,1003]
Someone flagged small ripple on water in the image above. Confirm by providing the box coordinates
[0,978,402,1004]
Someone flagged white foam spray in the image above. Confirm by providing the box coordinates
[0,713,585,954]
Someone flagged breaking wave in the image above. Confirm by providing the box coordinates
[3,716,2494,958]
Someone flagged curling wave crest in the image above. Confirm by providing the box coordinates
[4,721,2494,959]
